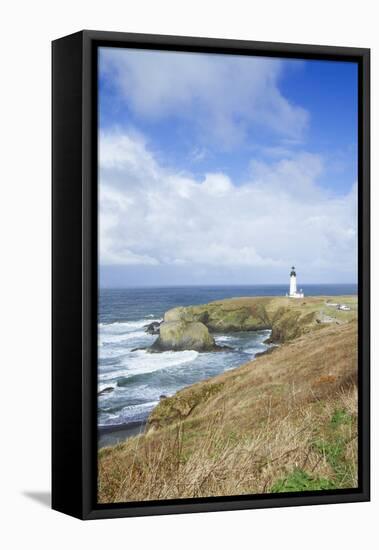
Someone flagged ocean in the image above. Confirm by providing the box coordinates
[98,284,356,445]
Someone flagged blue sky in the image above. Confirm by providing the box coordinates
[98,47,358,287]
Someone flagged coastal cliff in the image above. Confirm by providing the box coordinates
[150,295,357,351]
[147,320,357,432]
[98,295,358,503]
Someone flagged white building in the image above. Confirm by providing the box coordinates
[287,266,304,298]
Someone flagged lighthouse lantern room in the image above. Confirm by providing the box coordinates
[287,266,304,298]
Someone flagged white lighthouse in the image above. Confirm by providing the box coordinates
[287,266,304,298]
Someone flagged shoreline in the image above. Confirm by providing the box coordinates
[98,318,358,501]
[98,330,272,448]
[98,421,146,449]
[98,294,357,449]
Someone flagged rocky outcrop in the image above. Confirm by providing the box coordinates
[145,321,161,335]
[267,310,316,343]
[148,381,225,431]
[163,301,271,332]
[150,320,217,352]
[98,386,114,396]
[160,296,357,345]
[148,296,357,352]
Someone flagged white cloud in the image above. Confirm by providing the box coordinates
[100,48,308,148]
[99,130,357,282]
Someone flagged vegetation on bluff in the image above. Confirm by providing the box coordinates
[98,295,357,503]
[155,295,357,350]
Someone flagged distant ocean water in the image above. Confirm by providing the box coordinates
[98,284,357,433]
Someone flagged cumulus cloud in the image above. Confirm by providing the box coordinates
[100,48,308,149]
[99,130,357,282]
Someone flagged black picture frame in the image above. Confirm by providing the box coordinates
[52,30,370,520]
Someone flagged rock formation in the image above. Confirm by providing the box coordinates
[150,320,216,352]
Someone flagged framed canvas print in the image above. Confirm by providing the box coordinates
[52,30,370,519]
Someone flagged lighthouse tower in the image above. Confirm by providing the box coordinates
[287,266,304,298]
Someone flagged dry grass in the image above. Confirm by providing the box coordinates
[98,320,358,503]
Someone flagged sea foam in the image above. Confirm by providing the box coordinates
[99,349,199,381]
[99,319,161,333]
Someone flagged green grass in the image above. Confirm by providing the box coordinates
[331,408,353,428]
[311,407,355,485]
[271,469,336,493]
[271,407,356,493]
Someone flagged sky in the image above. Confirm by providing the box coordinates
[98,47,358,288]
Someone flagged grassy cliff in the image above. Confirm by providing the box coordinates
[98,296,358,503]
[162,295,357,343]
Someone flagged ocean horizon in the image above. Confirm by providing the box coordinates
[100,283,358,289]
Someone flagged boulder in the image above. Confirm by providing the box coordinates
[98,386,114,396]
[151,320,216,352]
[145,320,161,335]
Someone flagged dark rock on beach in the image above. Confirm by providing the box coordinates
[98,386,114,396]
[145,321,161,335]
